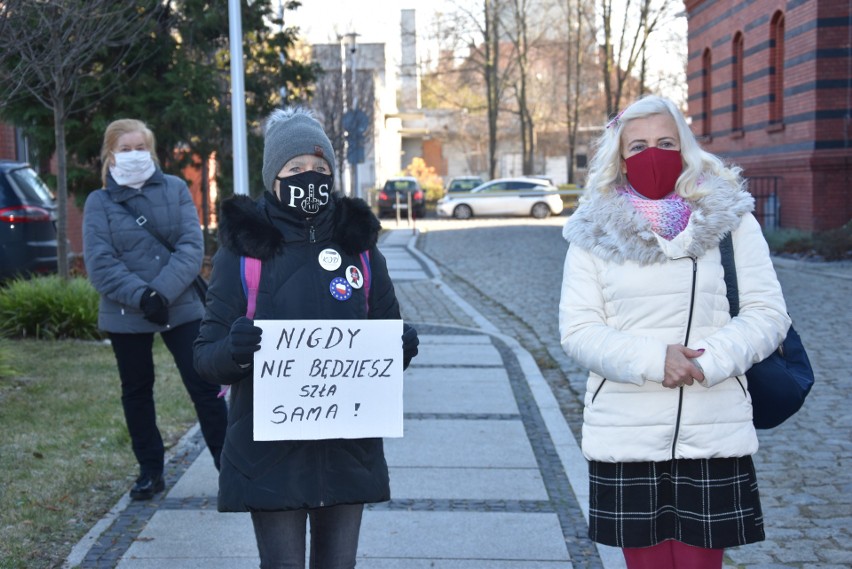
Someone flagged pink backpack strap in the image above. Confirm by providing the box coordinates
[218,256,262,399]
[360,250,372,315]
[241,256,262,319]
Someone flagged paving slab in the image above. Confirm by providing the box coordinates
[380,256,423,271]
[117,559,255,569]
[385,419,538,469]
[358,510,570,562]
[404,367,518,415]
[421,334,493,345]
[412,342,503,367]
[388,466,548,501]
[356,561,572,568]
[116,510,256,567]
[387,268,430,281]
[167,452,218,499]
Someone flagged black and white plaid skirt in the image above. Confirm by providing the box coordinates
[588,456,764,549]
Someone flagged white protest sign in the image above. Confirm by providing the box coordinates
[252,319,403,441]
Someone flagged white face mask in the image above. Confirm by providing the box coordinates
[110,150,155,188]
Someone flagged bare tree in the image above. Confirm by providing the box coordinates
[596,0,675,116]
[558,0,595,183]
[483,0,503,179]
[423,0,612,182]
[427,0,508,179]
[442,108,490,176]
[0,1,158,278]
[503,0,564,175]
[505,0,535,175]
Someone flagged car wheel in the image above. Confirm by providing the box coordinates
[531,202,551,219]
[452,204,473,219]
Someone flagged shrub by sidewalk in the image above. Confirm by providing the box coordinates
[766,221,852,261]
[0,276,102,340]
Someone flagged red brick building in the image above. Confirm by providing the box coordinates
[0,124,18,160]
[685,0,851,231]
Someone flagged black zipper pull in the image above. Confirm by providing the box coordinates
[309,225,316,243]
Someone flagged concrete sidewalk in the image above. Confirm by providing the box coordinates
[64,228,615,569]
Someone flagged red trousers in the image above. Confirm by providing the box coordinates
[622,540,723,569]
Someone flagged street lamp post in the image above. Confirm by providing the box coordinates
[342,32,360,200]
[228,0,249,196]
[346,32,363,198]
[338,35,349,197]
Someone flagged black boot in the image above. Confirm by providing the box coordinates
[130,472,164,501]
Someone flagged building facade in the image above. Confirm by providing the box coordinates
[685,0,851,231]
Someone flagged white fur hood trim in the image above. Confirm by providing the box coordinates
[563,176,755,264]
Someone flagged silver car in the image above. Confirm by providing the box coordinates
[436,177,564,219]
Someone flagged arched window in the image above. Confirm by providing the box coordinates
[732,32,744,133]
[702,48,712,137]
[769,12,785,125]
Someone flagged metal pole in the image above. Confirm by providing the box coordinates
[339,36,350,197]
[229,0,249,195]
[349,35,360,200]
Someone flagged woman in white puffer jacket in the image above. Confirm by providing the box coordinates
[559,95,790,569]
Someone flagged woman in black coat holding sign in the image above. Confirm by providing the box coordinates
[193,107,418,569]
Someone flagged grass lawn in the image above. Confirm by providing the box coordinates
[0,337,199,569]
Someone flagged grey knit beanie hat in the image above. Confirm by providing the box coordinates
[262,108,335,193]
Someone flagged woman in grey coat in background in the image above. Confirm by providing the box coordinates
[83,118,227,501]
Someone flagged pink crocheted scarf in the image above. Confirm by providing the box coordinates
[618,187,692,241]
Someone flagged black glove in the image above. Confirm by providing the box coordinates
[139,287,168,326]
[402,323,419,370]
[229,316,263,367]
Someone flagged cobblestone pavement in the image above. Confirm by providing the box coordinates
[391,216,852,569]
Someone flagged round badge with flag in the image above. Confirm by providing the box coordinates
[329,277,352,301]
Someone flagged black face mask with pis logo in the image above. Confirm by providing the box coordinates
[269,170,334,219]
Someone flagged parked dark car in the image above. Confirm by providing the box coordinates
[0,160,60,281]
[377,176,426,218]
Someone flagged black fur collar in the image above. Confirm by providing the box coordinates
[218,193,380,260]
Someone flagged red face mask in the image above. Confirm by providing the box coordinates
[624,147,683,200]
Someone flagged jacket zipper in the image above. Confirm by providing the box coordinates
[307,216,322,505]
[671,257,698,459]
[591,378,606,403]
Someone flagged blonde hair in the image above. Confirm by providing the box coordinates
[100,119,159,186]
[582,95,741,201]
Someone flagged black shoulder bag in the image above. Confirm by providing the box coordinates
[720,233,814,429]
[115,200,209,303]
